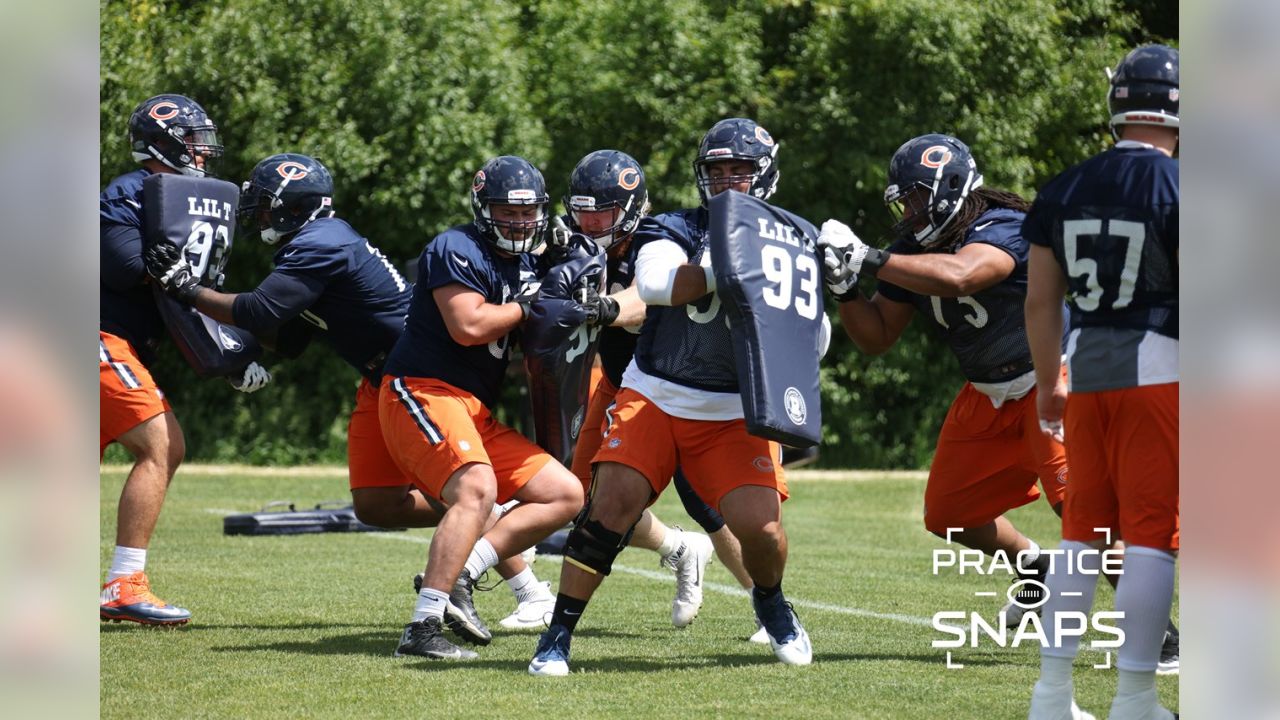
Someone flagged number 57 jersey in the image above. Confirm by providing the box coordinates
[1022,143,1178,391]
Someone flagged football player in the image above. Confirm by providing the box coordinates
[144,153,557,628]
[817,134,1067,618]
[1024,45,1179,720]
[530,118,813,676]
[100,94,270,626]
[560,149,759,634]
[376,156,586,660]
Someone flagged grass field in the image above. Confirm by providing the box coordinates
[100,466,1178,719]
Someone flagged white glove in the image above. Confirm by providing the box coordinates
[229,362,272,393]
[816,219,871,300]
[549,215,573,249]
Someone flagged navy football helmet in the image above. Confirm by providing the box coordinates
[1108,44,1179,134]
[471,155,550,254]
[564,150,649,250]
[883,134,983,248]
[238,153,335,244]
[128,94,223,177]
[693,117,780,205]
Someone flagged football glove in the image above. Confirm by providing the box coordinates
[228,362,272,393]
[817,219,889,301]
[144,242,202,303]
[574,281,620,327]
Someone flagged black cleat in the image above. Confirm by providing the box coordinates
[412,573,423,594]
[444,570,492,645]
[393,617,478,660]
[1157,625,1179,676]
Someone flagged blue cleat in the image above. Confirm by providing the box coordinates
[528,623,572,676]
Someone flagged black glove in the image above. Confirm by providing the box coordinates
[144,242,202,303]
[574,282,620,327]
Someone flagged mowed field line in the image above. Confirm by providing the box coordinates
[202,508,935,629]
[108,463,927,482]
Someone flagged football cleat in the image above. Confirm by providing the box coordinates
[444,570,492,645]
[665,530,713,628]
[753,595,813,666]
[1002,563,1048,628]
[1028,682,1097,720]
[1107,687,1175,720]
[748,619,770,645]
[528,623,572,676]
[100,572,191,626]
[499,582,556,630]
[1157,626,1179,676]
[412,572,423,594]
[393,617,478,660]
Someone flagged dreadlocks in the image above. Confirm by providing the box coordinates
[936,187,1032,250]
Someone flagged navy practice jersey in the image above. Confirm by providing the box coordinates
[878,208,1066,384]
[598,241,640,387]
[383,223,536,408]
[230,218,411,383]
[101,168,164,363]
[1023,143,1178,391]
[632,209,739,393]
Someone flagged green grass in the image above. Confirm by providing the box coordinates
[100,467,1177,719]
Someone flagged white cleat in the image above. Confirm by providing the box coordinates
[521,546,537,566]
[1028,682,1096,720]
[500,583,555,630]
[1108,688,1175,720]
[770,625,813,666]
[748,621,770,645]
[667,530,713,628]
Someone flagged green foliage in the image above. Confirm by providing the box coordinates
[100,0,1172,467]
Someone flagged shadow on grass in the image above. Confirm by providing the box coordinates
[101,621,387,634]
[396,650,1011,673]
[204,626,647,659]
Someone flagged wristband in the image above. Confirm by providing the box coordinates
[862,247,890,277]
[702,265,717,293]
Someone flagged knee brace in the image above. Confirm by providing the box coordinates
[564,518,630,576]
[673,470,725,534]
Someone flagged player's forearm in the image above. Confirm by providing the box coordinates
[449,302,524,346]
[836,295,894,355]
[189,287,238,325]
[1025,291,1064,391]
[877,253,981,297]
[609,285,646,328]
[666,265,714,306]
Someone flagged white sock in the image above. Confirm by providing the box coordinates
[506,566,542,602]
[1041,541,1102,664]
[1036,654,1076,689]
[463,538,500,581]
[412,588,450,622]
[1116,668,1157,697]
[107,545,147,582]
[656,528,681,561]
[1114,545,1176,674]
[1024,538,1042,564]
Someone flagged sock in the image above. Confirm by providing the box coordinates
[1036,654,1076,690]
[1114,545,1176,674]
[656,528,681,561]
[752,582,782,603]
[1041,541,1101,662]
[1115,668,1156,697]
[463,538,500,581]
[551,593,588,633]
[1019,539,1048,578]
[506,567,544,602]
[412,588,450,623]
[107,546,147,582]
